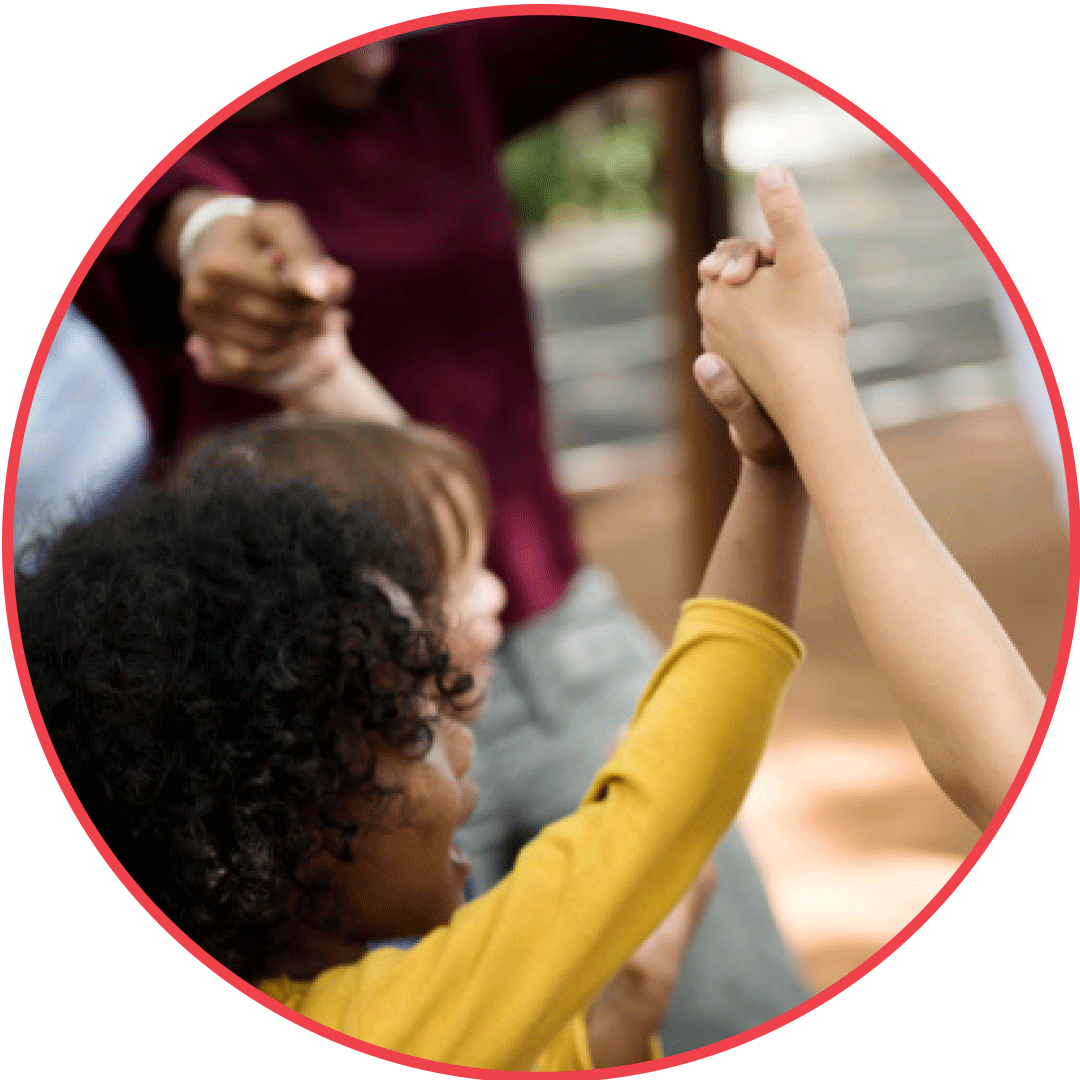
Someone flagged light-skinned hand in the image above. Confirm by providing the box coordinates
[696,166,850,430]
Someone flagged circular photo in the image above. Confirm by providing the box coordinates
[8,9,1073,1075]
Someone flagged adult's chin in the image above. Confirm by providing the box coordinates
[322,77,384,113]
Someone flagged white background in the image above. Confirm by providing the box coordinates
[3,1,1076,1076]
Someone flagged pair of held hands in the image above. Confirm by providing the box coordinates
[175,167,849,467]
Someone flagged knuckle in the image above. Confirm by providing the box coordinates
[258,201,311,239]
[713,382,746,412]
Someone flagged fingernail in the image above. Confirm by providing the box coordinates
[695,354,721,381]
[760,166,786,190]
[699,252,720,276]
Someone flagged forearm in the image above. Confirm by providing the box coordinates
[787,357,1044,829]
[698,461,808,628]
[532,1011,656,1071]
[278,356,407,426]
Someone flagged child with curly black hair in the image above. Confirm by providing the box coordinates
[18,344,808,1069]
[171,414,726,1063]
[171,417,507,723]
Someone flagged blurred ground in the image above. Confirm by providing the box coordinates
[571,402,1069,992]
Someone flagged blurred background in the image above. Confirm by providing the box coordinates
[16,43,1070,996]
[502,50,1070,991]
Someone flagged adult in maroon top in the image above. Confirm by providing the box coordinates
[74,17,809,1048]
[76,16,709,627]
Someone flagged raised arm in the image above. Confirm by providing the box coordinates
[266,596,802,1070]
[695,431,807,627]
[688,239,809,628]
[696,167,1046,830]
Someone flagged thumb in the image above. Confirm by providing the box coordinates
[756,166,819,269]
[287,258,352,303]
[287,261,336,302]
[280,256,354,303]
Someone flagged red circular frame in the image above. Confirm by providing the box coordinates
[4,5,1076,1078]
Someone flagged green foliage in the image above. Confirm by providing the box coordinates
[501,120,660,227]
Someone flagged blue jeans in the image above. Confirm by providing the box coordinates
[15,307,150,564]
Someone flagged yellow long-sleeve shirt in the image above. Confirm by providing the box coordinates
[260,598,804,1069]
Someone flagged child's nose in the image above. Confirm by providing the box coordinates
[482,570,508,618]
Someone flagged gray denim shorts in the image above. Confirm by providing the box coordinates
[458,566,662,881]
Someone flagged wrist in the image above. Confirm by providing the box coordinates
[768,345,857,442]
[156,187,243,276]
[736,455,810,555]
[176,195,255,273]
[279,356,407,426]
[791,370,869,465]
[740,457,805,497]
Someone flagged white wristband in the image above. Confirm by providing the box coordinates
[176,195,255,270]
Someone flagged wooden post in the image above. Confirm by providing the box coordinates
[657,54,742,593]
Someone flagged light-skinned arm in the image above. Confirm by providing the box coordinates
[696,167,1045,831]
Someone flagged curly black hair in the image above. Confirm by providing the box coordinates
[16,464,471,982]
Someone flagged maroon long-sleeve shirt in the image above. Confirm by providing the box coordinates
[76,15,710,626]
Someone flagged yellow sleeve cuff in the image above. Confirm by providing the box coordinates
[677,596,806,665]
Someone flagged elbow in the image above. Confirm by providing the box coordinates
[931,762,1014,834]
[944,779,998,832]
